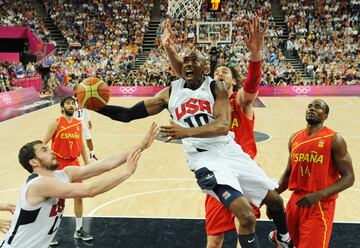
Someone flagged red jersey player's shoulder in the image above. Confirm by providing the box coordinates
[290,129,304,143]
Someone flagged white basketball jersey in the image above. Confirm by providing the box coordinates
[168,76,233,153]
[1,171,69,248]
[74,100,90,123]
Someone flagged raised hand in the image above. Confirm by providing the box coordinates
[140,122,159,150]
[162,20,175,48]
[160,120,189,142]
[244,16,268,61]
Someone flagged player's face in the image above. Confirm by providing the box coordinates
[214,66,235,90]
[181,51,205,84]
[62,99,75,117]
[33,144,59,171]
[305,100,328,125]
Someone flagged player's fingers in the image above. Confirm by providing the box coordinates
[149,122,157,132]
[263,21,269,33]
[246,18,252,33]
[134,151,142,162]
[152,127,160,139]
[160,125,171,128]
[165,137,177,143]
[255,16,260,33]
[133,148,142,157]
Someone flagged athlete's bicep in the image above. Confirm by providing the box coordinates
[32,178,90,200]
[144,88,169,115]
[332,134,354,179]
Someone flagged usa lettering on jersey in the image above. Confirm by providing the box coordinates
[174,98,212,128]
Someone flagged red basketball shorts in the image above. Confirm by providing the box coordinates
[286,192,336,248]
[205,194,261,235]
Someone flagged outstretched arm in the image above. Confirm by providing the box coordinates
[162,21,183,78]
[96,88,170,122]
[160,81,230,141]
[65,122,158,181]
[296,133,355,208]
[28,149,142,203]
[28,124,159,204]
[236,17,268,118]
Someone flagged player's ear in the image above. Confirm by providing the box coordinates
[232,78,236,87]
[29,158,38,167]
[323,113,328,121]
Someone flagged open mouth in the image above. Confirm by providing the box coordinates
[185,68,194,78]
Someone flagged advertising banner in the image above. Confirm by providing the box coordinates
[0,87,40,109]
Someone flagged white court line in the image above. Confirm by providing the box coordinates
[87,187,198,217]
[2,185,360,193]
[66,215,360,224]
[0,188,20,193]
[127,178,195,182]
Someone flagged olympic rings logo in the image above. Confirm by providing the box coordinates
[292,86,311,95]
[119,87,137,94]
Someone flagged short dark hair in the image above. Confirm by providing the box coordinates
[216,64,242,91]
[18,140,43,173]
[60,96,75,107]
[315,99,330,114]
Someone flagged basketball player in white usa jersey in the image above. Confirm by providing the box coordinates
[73,96,97,160]
[0,124,158,248]
[95,49,294,248]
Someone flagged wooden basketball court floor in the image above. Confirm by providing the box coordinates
[0,96,359,246]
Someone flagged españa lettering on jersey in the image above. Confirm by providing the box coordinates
[288,127,340,201]
[51,116,82,160]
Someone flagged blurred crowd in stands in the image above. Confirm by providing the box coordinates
[0,61,39,92]
[0,0,359,94]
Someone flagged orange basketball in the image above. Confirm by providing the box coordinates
[76,77,110,111]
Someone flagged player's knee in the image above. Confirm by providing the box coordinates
[237,210,256,230]
[206,235,224,248]
[263,190,284,210]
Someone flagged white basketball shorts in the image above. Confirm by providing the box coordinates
[187,139,278,207]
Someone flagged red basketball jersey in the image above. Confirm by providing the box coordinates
[52,116,82,160]
[229,91,257,159]
[289,127,339,201]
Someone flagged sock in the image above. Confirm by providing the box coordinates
[90,151,94,156]
[75,218,82,231]
[268,209,288,235]
[238,233,259,248]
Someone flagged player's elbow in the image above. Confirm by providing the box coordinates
[346,173,355,188]
[110,115,132,123]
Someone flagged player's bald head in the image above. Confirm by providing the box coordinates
[183,49,207,66]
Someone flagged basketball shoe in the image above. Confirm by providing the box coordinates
[74,227,93,241]
[268,230,295,248]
